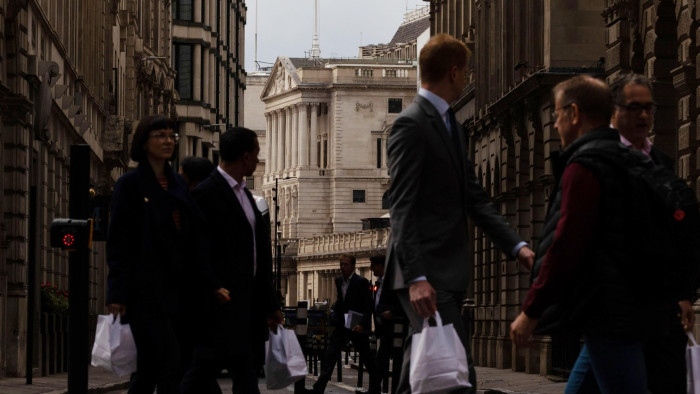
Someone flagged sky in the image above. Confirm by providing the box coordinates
[244,0,427,72]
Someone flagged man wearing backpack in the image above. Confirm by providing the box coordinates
[610,73,697,393]
[510,75,683,393]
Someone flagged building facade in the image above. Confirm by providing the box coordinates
[171,0,246,166]
[424,0,700,376]
[260,57,416,306]
[243,70,270,196]
[0,0,246,378]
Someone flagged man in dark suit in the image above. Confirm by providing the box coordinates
[182,127,282,394]
[308,254,379,393]
[369,255,402,394]
[385,34,535,394]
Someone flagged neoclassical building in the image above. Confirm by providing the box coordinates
[171,0,246,165]
[423,0,700,377]
[260,57,416,306]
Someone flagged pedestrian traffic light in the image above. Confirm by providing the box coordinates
[50,219,92,250]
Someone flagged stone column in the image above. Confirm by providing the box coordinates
[210,0,216,31]
[309,104,319,167]
[209,51,216,106]
[193,45,201,101]
[203,0,210,26]
[202,49,210,107]
[298,103,309,167]
[291,106,298,168]
[266,113,274,175]
[194,0,202,23]
[285,107,292,169]
[277,109,285,172]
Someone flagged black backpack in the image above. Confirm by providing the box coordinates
[571,140,700,302]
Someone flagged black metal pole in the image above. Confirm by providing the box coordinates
[68,145,91,394]
[26,186,37,384]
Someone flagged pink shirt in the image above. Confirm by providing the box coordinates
[217,166,258,275]
[619,134,652,157]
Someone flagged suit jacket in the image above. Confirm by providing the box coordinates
[373,277,402,337]
[332,274,372,332]
[106,162,203,317]
[191,169,279,358]
[385,94,523,292]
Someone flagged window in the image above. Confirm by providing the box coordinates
[385,69,397,77]
[246,176,255,190]
[174,0,193,21]
[376,138,382,168]
[388,98,402,113]
[353,190,366,203]
[174,44,193,99]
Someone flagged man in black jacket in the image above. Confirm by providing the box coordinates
[308,254,379,393]
[370,255,402,393]
[609,73,695,394]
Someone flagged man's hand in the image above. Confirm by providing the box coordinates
[268,310,284,334]
[352,325,366,334]
[680,299,695,332]
[510,311,538,347]
[107,303,126,320]
[409,280,437,318]
[215,287,230,304]
[516,246,535,270]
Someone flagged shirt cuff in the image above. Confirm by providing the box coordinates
[409,276,427,284]
[511,241,528,258]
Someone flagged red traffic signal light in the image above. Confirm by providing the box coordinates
[50,219,92,250]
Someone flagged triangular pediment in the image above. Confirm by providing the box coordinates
[261,56,301,100]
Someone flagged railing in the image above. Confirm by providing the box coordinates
[40,313,68,376]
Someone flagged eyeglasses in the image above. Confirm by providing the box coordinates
[150,132,180,142]
[551,103,573,122]
[616,102,657,115]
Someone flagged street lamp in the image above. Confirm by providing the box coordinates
[272,176,293,295]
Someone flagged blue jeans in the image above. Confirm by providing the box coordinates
[564,335,647,394]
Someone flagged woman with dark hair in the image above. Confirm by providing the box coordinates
[106,115,210,393]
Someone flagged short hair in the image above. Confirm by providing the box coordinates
[552,75,613,125]
[610,73,653,105]
[181,157,214,184]
[219,127,258,162]
[419,34,470,84]
[369,255,386,267]
[130,115,177,162]
[339,253,356,266]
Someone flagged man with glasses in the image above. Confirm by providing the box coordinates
[510,75,671,393]
[610,73,694,394]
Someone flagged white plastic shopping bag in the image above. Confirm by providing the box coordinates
[91,314,137,377]
[410,311,471,394]
[264,325,308,390]
[687,331,700,394]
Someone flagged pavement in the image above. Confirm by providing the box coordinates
[0,362,568,394]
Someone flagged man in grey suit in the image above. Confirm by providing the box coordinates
[385,34,535,393]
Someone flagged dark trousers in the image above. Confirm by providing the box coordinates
[127,310,182,394]
[313,327,379,393]
[375,326,392,393]
[395,290,476,394]
[565,307,687,394]
[645,311,687,394]
[180,351,259,394]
